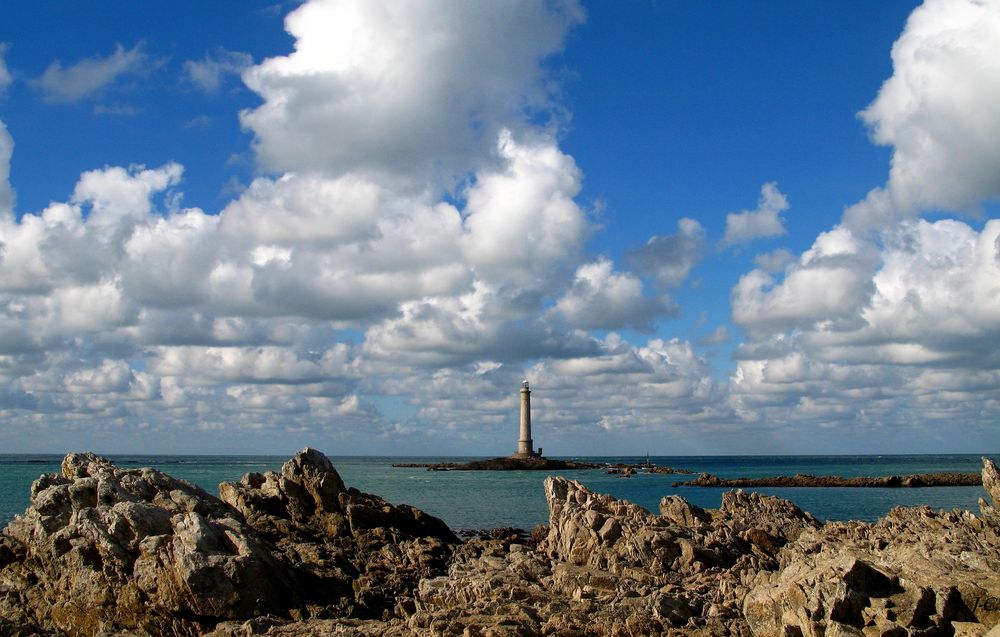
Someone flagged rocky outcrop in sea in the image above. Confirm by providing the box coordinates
[2,451,999,636]
[676,472,982,489]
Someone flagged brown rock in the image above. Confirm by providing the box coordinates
[659,495,711,528]
[0,452,297,635]
[980,457,1000,526]
[744,459,1000,637]
[218,448,458,619]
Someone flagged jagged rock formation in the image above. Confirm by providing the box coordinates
[217,447,458,620]
[745,457,1000,637]
[0,449,456,636]
[2,452,1000,637]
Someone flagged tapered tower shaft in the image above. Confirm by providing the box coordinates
[518,381,533,456]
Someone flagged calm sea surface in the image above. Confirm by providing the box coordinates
[1,454,994,531]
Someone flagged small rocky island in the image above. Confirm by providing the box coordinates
[393,457,603,471]
[3,449,1000,636]
[393,381,692,475]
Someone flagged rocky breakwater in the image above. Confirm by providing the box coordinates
[0,449,458,636]
[677,472,982,489]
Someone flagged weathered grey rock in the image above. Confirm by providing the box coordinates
[218,448,458,619]
[0,449,460,635]
[980,457,1000,526]
[0,452,297,636]
[745,472,1000,637]
[660,494,711,527]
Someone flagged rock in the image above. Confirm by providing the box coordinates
[0,452,297,635]
[980,457,1000,525]
[678,472,982,489]
[0,449,460,635]
[720,490,820,546]
[4,453,1000,637]
[660,495,711,528]
[218,448,458,619]
[744,459,1000,637]
[544,476,686,576]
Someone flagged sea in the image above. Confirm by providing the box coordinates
[1,454,995,531]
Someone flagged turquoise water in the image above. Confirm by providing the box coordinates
[1,454,995,531]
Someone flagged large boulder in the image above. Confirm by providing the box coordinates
[0,449,462,635]
[218,448,459,619]
[0,452,297,636]
[543,476,688,576]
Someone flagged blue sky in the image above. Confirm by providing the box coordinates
[1,0,998,455]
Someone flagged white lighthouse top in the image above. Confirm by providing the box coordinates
[521,379,530,390]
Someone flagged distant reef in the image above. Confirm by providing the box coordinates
[3,450,1000,636]
[675,471,982,488]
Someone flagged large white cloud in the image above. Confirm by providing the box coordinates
[846,0,1000,232]
[240,0,584,183]
[731,215,1000,445]
[461,131,589,285]
[8,0,999,454]
[726,1,1000,448]
[731,226,880,336]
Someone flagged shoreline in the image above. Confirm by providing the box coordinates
[2,450,998,636]
[0,449,1000,637]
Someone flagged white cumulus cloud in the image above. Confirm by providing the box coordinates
[552,257,672,331]
[846,0,1000,232]
[722,182,789,246]
[240,0,584,183]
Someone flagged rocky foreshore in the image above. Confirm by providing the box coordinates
[2,450,1000,637]
[675,471,983,488]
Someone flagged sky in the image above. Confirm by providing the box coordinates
[1,0,999,456]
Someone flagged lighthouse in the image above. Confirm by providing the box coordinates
[515,379,538,458]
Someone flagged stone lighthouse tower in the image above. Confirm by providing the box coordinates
[515,379,536,458]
